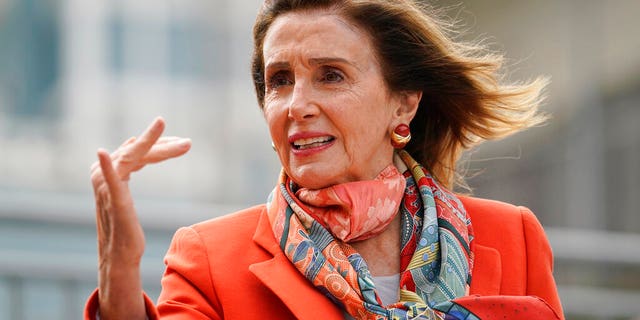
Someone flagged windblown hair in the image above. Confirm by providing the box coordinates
[251,0,548,190]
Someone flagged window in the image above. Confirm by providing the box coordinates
[107,11,227,80]
[0,0,60,118]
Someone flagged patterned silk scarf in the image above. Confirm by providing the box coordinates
[295,164,406,242]
[267,150,479,319]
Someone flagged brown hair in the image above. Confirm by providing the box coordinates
[251,0,548,190]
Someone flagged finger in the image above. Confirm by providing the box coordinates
[91,129,170,173]
[110,137,180,161]
[125,117,166,162]
[90,160,100,176]
[112,137,188,178]
[137,138,192,167]
[128,139,191,172]
[98,148,128,198]
[120,136,137,148]
[90,136,135,173]
[91,157,107,195]
[90,168,106,196]
[154,136,184,145]
[98,137,136,170]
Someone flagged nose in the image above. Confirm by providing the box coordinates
[287,80,320,121]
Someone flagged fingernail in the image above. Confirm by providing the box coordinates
[176,138,191,146]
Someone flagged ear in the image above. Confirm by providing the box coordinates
[392,90,422,126]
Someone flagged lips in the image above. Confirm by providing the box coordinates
[292,136,335,150]
[287,132,336,155]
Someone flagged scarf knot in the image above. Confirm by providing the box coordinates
[295,164,407,242]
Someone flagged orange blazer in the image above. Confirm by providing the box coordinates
[85,196,564,319]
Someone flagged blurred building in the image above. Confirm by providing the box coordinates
[0,0,638,319]
[0,0,273,319]
[442,1,640,319]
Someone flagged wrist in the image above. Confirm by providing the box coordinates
[98,266,145,320]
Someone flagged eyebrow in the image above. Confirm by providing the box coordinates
[309,57,359,70]
[265,57,361,71]
[264,61,291,71]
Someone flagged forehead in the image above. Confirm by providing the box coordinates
[263,9,376,63]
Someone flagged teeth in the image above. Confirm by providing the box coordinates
[293,136,333,149]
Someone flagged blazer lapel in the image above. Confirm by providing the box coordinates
[249,207,503,316]
[250,209,343,319]
[469,244,502,295]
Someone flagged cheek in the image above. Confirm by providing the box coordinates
[343,118,393,160]
[264,104,285,131]
[264,109,290,164]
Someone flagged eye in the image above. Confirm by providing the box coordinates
[320,68,344,83]
[267,71,293,89]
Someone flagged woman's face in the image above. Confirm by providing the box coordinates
[262,9,416,189]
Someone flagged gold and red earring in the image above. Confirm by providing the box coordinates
[390,124,411,149]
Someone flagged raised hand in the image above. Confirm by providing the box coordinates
[90,117,191,319]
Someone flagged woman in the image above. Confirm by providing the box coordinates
[86,0,564,319]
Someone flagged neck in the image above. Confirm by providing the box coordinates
[349,212,401,277]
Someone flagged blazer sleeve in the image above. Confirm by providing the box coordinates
[520,206,565,319]
[83,226,222,320]
[155,226,223,319]
[83,288,158,320]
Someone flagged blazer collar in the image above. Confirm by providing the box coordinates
[250,208,344,319]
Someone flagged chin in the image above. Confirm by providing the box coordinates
[292,177,332,190]
[290,170,338,190]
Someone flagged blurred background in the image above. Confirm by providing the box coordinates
[0,0,638,319]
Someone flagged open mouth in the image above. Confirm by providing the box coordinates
[292,136,335,150]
